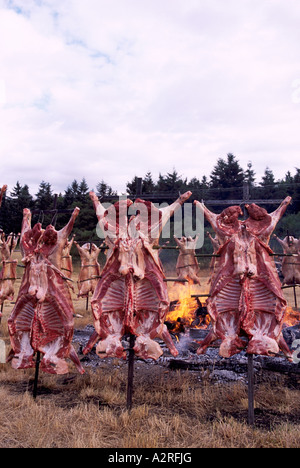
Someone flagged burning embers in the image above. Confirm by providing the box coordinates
[165,290,210,336]
[283,306,300,328]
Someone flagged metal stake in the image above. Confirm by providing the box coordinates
[127,334,136,411]
[247,353,255,426]
[33,351,41,399]
[293,285,298,309]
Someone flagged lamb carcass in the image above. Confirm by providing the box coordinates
[83,191,192,360]
[61,235,75,280]
[75,241,101,298]
[7,208,84,374]
[0,233,19,310]
[274,234,300,285]
[194,197,293,359]
[174,236,201,284]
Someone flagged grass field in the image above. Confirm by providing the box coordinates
[0,254,299,448]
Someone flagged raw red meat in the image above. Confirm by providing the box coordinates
[194,196,293,359]
[7,208,84,374]
[75,241,101,298]
[174,236,201,284]
[61,235,75,280]
[83,191,192,360]
[274,234,300,285]
[0,233,19,310]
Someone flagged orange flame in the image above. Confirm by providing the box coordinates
[166,289,210,333]
[283,306,300,327]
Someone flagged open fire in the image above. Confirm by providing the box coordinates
[166,289,300,337]
[283,306,300,327]
[165,290,210,335]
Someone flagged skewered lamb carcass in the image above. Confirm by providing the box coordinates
[83,191,192,360]
[194,196,293,359]
[274,234,300,286]
[7,208,84,374]
[61,235,75,280]
[174,236,201,284]
[0,233,19,310]
[75,242,101,298]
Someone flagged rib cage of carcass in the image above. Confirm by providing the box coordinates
[194,197,293,360]
[7,208,84,375]
[83,191,192,361]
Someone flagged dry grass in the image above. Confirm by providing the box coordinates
[0,257,299,448]
[0,362,300,448]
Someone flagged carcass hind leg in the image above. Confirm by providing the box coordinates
[246,311,280,357]
[69,345,85,374]
[134,334,164,360]
[159,324,179,357]
[10,332,35,370]
[94,311,126,359]
[40,337,70,375]
[96,334,126,359]
[196,329,218,355]
[82,330,100,355]
[216,311,246,358]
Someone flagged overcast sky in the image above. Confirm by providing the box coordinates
[0,0,300,196]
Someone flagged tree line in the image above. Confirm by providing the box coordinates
[0,153,299,242]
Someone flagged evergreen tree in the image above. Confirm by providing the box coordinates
[70,180,79,198]
[188,177,202,192]
[201,175,209,189]
[63,185,75,208]
[210,153,244,190]
[142,172,155,193]
[77,178,89,202]
[156,173,167,192]
[209,153,244,200]
[35,181,54,210]
[260,167,276,187]
[244,161,256,186]
[9,182,33,233]
[96,180,117,198]
[126,176,140,196]
[154,169,187,194]
[258,167,277,199]
[289,167,300,212]
[10,181,22,199]
[164,169,187,193]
